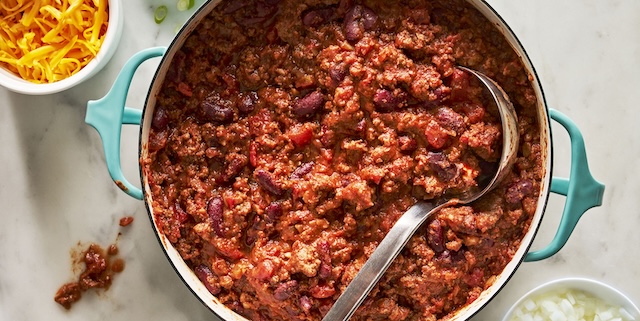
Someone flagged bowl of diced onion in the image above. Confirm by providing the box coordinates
[0,0,123,95]
[503,278,640,321]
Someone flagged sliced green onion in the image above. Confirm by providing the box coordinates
[177,0,195,11]
[154,5,168,24]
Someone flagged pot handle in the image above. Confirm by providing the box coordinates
[85,47,167,200]
[524,108,605,261]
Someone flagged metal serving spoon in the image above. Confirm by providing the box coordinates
[322,67,520,321]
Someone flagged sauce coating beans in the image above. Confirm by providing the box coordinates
[142,0,543,320]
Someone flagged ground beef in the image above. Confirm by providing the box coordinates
[141,0,543,320]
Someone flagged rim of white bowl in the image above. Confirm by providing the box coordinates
[0,0,123,95]
[502,277,640,321]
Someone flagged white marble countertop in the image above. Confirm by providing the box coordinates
[1,0,639,320]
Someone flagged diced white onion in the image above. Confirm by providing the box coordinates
[524,299,537,311]
[507,288,637,321]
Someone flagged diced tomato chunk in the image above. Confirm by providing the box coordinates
[174,202,189,223]
[177,82,193,97]
[450,68,471,101]
[288,124,314,147]
[425,120,449,149]
[224,196,236,208]
[464,267,484,287]
[309,283,336,299]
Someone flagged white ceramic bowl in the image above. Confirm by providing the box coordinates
[0,0,123,95]
[502,277,640,321]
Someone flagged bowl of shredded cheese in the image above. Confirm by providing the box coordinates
[0,0,122,95]
[503,278,640,321]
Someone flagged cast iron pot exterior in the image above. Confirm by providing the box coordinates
[86,1,605,320]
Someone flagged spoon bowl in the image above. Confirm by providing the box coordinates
[455,66,520,203]
[322,67,520,321]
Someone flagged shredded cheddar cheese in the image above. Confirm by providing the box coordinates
[0,0,109,83]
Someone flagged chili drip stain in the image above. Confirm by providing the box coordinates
[53,215,133,310]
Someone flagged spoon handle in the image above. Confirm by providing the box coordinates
[322,200,452,321]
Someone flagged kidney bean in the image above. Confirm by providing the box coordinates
[302,7,335,27]
[426,219,445,253]
[152,108,169,130]
[194,265,221,295]
[437,248,466,266]
[207,197,224,237]
[273,280,298,301]
[299,296,313,312]
[224,153,248,182]
[265,201,283,222]
[202,99,234,124]
[290,162,314,180]
[318,262,332,279]
[436,107,465,134]
[329,63,349,83]
[314,240,333,279]
[373,88,406,112]
[373,90,394,110]
[343,5,378,42]
[344,19,362,42]
[316,240,330,259]
[237,91,258,114]
[398,135,417,152]
[505,179,534,204]
[361,8,377,29]
[427,152,458,182]
[293,91,324,118]
[255,169,284,196]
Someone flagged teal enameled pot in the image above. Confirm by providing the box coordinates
[85,0,605,320]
